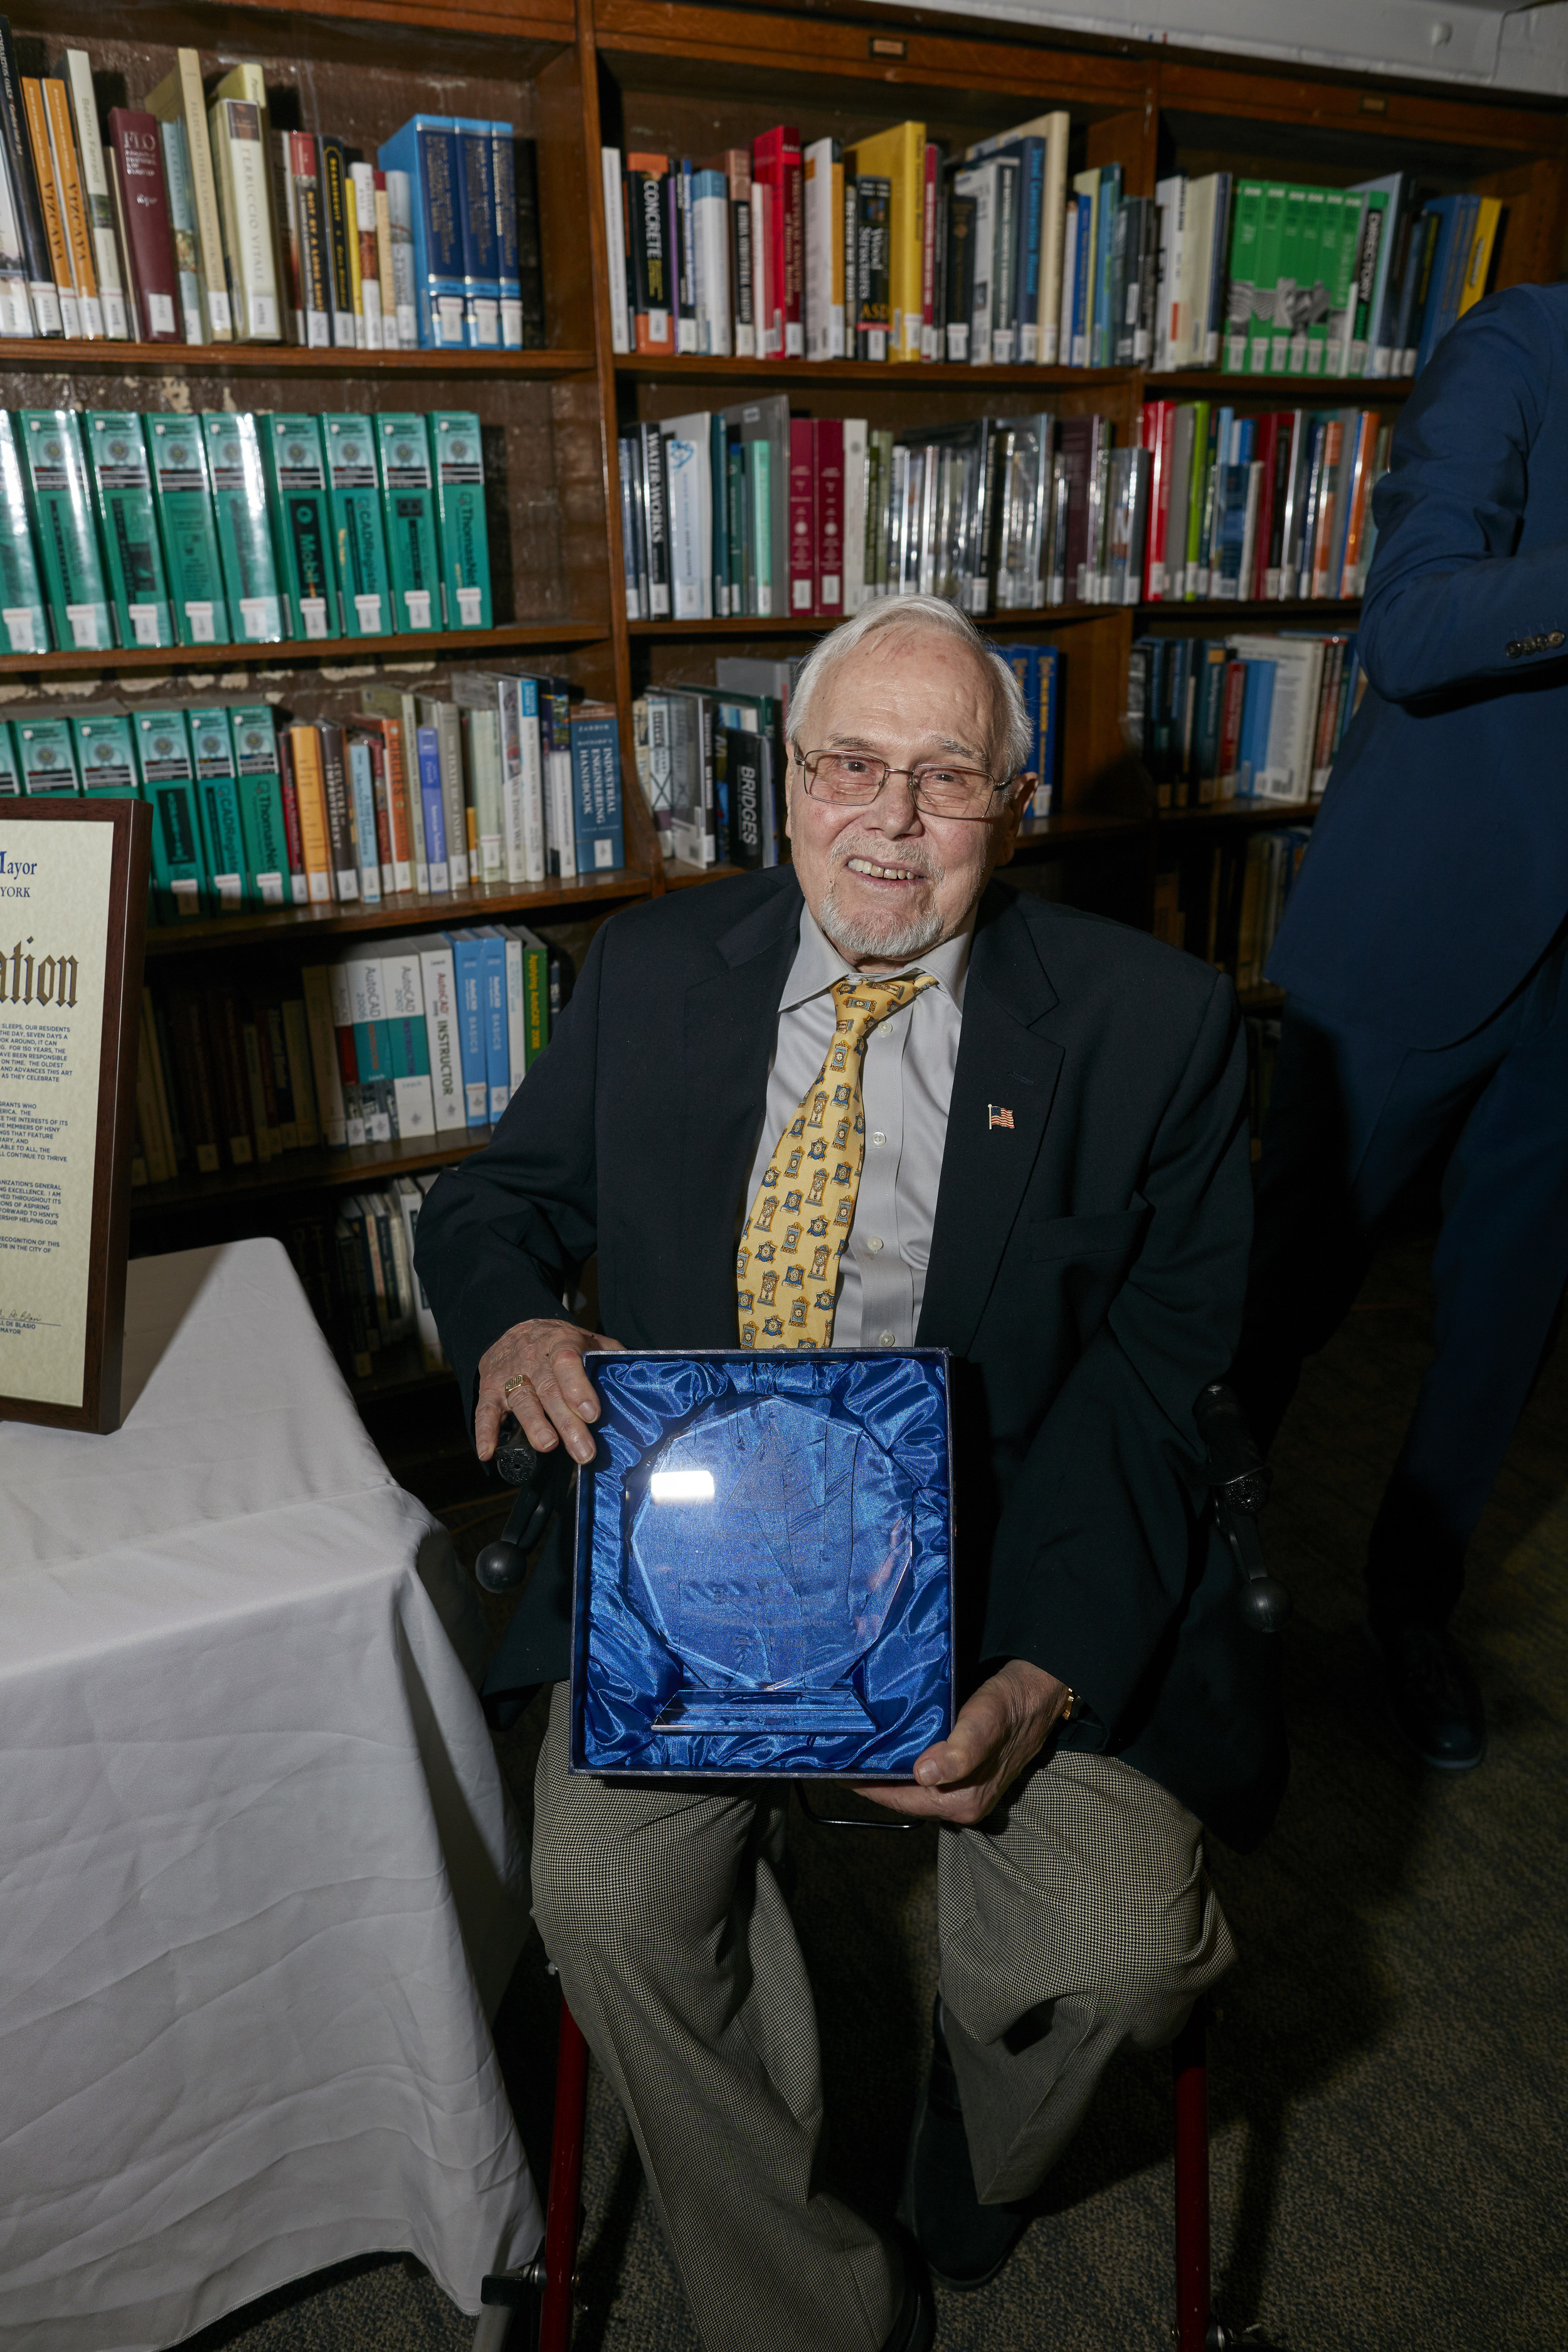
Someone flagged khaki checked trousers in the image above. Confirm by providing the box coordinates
[532,1686,1234,2352]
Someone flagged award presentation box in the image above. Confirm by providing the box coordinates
[569,1348,955,1779]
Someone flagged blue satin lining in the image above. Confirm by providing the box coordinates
[571,1351,952,1777]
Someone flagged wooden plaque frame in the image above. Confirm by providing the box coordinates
[0,799,151,1433]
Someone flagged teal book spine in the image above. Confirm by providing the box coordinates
[134,709,209,920]
[0,411,53,654]
[201,413,286,643]
[85,411,176,649]
[145,415,231,648]
[376,413,443,632]
[73,712,140,797]
[346,733,383,903]
[17,411,114,652]
[429,411,492,628]
[258,413,341,639]
[323,413,395,637]
[230,704,290,906]
[188,704,248,911]
[14,714,82,795]
[0,723,23,795]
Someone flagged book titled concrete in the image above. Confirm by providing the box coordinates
[0,411,50,652]
[201,411,285,642]
[134,708,208,919]
[230,704,289,905]
[85,411,175,649]
[378,413,443,631]
[73,712,139,796]
[17,409,112,651]
[323,413,394,636]
[188,705,247,910]
[258,412,340,639]
[145,414,230,647]
[428,411,491,627]
[13,714,80,795]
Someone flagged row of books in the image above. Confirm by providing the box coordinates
[132,925,568,1193]
[0,31,544,349]
[0,405,493,659]
[1127,630,1364,808]
[601,114,1497,382]
[285,1180,449,1387]
[1151,821,1307,985]
[4,679,624,917]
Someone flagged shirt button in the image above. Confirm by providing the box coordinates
[864,1236,884,1253]
[871,1130,887,1146]
[878,1330,896,1346]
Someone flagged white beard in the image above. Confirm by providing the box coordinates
[817,867,945,963]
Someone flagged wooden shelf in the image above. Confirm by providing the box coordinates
[129,1126,495,1215]
[628,602,1123,638]
[1138,600,1363,622]
[0,337,596,376]
[1142,371,1411,403]
[1158,799,1320,830]
[349,1337,450,1401]
[615,354,1130,390]
[1015,808,1149,855]
[1,620,612,679]
[1237,983,1287,1014]
[144,868,654,958]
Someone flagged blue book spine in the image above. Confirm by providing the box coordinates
[416,723,449,891]
[570,711,625,873]
[490,122,522,349]
[1072,198,1092,361]
[1037,647,1060,813]
[450,935,490,1125]
[1093,167,1122,366]
[1415,198,1459,373]
[377,117,465,348]
[479,931,510,1118]
[1239,660,1276,795]
[453,116,501,349]
[710,411,729,615]
[1017,142,1045,357]
[347,736,381,904]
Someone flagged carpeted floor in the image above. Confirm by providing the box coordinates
[183,1229,1567,2352]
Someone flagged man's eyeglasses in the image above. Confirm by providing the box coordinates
[793,746,1010,821]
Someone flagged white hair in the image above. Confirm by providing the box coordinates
[787,595,1033,780]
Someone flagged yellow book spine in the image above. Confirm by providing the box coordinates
[893,118,924,363]
[43,80,101,333]
[1457,197,1502,317]
[289,726,333,901]
[374,181,398,349]
[21,79,80,334]
[343,173,364,343]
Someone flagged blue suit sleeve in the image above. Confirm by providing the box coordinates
[1358,286,1568,704]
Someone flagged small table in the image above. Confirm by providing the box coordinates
[0,1241,541,2352]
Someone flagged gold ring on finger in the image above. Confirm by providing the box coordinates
[502,1374,529,1399]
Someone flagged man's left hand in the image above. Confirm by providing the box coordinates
[854,1659,1071,1825]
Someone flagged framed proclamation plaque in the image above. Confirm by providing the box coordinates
[0,800,151,1432]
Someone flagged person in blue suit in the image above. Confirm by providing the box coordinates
[1233,280,1568,1772]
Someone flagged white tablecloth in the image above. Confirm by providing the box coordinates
[0,1241,542,2351]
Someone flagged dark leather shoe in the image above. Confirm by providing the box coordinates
[879,2260,935,2352]
[1366,1617,1486,1771]
[905,1996,1032,2291]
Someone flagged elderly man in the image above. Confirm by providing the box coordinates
[415,596,1283,2352]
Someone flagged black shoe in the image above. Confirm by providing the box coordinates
[1365,1616,1486,1771]
[904,1996,1032,2291]
[879,2259,935,2352]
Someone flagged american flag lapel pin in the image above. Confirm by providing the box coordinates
[987,1104,1015,1130]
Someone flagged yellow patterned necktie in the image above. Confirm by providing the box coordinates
[738,970,938,1350]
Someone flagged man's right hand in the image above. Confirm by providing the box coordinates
[476,1318,623,1467]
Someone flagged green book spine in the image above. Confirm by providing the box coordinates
[17,411,113,652]
[73,713,140,796]
[1271,187,1305,376]
[85,411,176,649]
[230,704,289,906]
[201,413,286,643]
[0,411,53,654]
[377,413,443,633]
[134,709,209,919]
[145,415,231,648]
[521,936,548,1062]
[14,714,82,794]
[1224,181,1263,374]
[0,723,21,795]
[1288,189,1322,377]
[323,413,394,637]
[429,411,492,630]
[1184,400,1211,593]
[747,439,772,617]
[1306,191,1338,379]
[258,413,341,639]
[1249,183,1286,378]
[188,704,248,911]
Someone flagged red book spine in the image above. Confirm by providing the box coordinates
[921,142,939,356]
[276,725,309,904]
[788,415,815,616]
[752,130,782,356]
[1251,415,1279,600]
[107,109,181,342]
[813,417,844,616]
[781,128,803,358]
[1142,400,1173,600]
[1218,659,1247,796]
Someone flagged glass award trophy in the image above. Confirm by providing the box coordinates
[569,1350,953,1778]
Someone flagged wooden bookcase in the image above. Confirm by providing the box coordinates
[4,0,1564,1407]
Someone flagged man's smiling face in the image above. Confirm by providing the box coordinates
[785,623,1027,971]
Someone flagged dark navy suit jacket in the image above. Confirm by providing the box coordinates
[1269,282,1568,1048]
[415,871,1286,1851]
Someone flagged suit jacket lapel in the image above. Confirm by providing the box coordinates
[679,872,803,1342]
[918,888,1064,1359]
